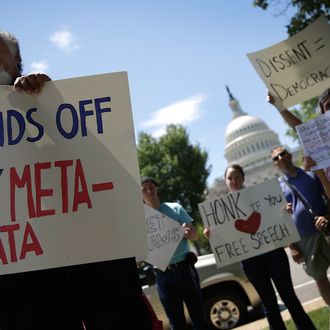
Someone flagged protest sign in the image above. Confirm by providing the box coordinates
[0,72,147,275]
[247,15,330,108]
[296,111,330,171]
[198,178,300,267]
[144,204,185,271]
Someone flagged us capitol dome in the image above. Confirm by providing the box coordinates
[208,87,300,198]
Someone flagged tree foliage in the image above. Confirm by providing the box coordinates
[284,97,319,142]
[253,0,329,139]
[253,0,330,36]
[137,124,211,226]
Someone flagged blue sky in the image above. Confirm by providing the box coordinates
[2,1,299,186]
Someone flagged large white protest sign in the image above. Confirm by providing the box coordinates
[0,72,148,275]
[247,16,330,108]
[198,179,300,267]
[296,111,330,171]
[144,204,185,271]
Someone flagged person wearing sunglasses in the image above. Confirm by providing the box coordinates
[271,146,330,309]
[267,89,330,199]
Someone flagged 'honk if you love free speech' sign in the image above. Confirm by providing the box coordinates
[0,72,147,275]
[198,179,300,267]
[247,15,330,108]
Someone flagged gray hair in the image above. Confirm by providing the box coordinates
[0,31,22,73]
[318,88,330,114]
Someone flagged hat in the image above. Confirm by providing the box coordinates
[141,176,158,187]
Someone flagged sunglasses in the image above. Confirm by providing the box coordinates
[272,150,287,162]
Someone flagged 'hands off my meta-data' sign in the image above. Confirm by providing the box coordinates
[247,15,330,108]
[144,204,185,271]
[0,72,147,275]
[198,179,300,267]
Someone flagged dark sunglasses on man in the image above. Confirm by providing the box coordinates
[272,150,288,162]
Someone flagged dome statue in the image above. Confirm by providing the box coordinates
[207,87,301,198]
[224,86,280,170]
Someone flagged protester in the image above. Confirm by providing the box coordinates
[267,89,330,198]
[204,164,316,330]
[141,176,208,330]
[271,146,330,308]
[0,30,151,330]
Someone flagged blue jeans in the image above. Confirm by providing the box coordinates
[241,248,316,330]
[155,261,207,330]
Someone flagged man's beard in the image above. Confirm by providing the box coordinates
[0,66,13,85]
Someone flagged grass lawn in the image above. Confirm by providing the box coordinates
[263,307,329,329]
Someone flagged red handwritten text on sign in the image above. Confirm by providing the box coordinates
[0,158,114,265]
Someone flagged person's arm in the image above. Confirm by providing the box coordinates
[178,204,198,241]
[288,243,304,264]
[14,73,51,94]
[267,91,302,129]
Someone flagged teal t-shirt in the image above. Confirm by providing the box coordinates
[157,202,193,264]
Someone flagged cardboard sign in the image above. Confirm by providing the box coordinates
[198,178,300,267]
[144,204,185,271]
[0,72,148,275]
[296,111,330,170]
[247,15,330,108]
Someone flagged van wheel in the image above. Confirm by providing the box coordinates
[203,290,248,330]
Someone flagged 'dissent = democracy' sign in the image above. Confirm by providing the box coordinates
[198,179,300,267]
[247,15,330,108]
[0,72,147,275]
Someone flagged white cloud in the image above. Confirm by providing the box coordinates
[29,60,49,73]
[140,94,206,137]
[50,27,80,54]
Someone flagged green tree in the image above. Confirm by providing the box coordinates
[253,0,330,35]
[253,0,329,140]
[285,97,319,142]
[138,124,211,252]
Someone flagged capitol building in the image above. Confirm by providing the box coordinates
[208,87,300,198]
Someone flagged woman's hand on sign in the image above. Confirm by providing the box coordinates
[203,227,210,238]
[182,223,198,241]
[285,203,293,214]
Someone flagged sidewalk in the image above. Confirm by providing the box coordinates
[234,298,326,330]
